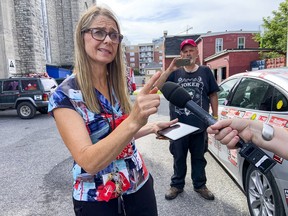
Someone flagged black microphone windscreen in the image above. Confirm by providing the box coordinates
[161,82,178,100]
[161,82,191,108]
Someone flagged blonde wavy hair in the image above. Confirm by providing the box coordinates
[73,5,131,114]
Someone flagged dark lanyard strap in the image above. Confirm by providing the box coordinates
[118,195,126,215]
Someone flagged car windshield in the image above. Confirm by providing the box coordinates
[40,78,58,91]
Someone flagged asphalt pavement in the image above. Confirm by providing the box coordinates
[0,96,249,216]
[137,113,249,216]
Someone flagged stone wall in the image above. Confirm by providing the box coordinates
[0,0,18,78]
[0,0,95,78]
[14,0,46,75]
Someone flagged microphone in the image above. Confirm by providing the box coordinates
[161,81,217,127]
[161,81,276,174]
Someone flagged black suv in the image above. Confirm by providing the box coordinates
[0,77,57,119]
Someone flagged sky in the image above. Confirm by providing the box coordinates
[95,0,285,45]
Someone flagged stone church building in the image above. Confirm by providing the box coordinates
[0,0,95,78]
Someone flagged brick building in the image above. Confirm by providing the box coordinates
[163,30,267,83]
[199,31,260,82]
[124,38,164,75]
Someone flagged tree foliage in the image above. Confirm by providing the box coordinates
[254,0,288,58]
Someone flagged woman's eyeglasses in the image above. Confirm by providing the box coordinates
[83,28,123,44]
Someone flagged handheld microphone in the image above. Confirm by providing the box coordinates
[161,81,276,174]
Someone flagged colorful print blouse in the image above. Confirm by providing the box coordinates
[48,74,149,202]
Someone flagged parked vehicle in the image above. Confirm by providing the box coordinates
[208,67,288,216]
[0,77,58,119]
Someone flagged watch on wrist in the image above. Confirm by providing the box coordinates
[262,123,274,141]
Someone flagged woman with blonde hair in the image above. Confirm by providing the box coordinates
[49,5,176,216]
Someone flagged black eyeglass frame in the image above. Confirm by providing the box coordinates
[82,28,123,44]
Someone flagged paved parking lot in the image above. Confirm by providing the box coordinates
[0,99,249,215]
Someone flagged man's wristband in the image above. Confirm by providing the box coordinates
[213,116,218,120]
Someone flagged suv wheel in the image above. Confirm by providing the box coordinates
[245,164,285,216]
[17,102,36,119]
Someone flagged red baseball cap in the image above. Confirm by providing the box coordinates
[180,39,197,50]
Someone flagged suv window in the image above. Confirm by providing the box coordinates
[21,79,39,91]
[3,80,19,91]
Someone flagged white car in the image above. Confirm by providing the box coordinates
[208,67,288,216]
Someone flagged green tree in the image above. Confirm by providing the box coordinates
[254,0,288,58]
[133,68,141,76]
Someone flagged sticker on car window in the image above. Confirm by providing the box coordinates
[277,100,283,110]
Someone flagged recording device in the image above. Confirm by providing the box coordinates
[175,58,191,67]
[161,81,276,174]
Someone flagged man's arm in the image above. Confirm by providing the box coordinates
[154,58,178,89]
[154,68,173,89]
[209,92,218,118]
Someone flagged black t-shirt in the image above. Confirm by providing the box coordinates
[167,65,220,132]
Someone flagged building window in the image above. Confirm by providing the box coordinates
[130,57,135,62]
[238,37,245,49]
[215,38,223,53]
[130,52,135,56]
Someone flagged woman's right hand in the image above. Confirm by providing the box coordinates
[129,72,161,129]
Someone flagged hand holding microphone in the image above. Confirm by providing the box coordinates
[161,82,276,174]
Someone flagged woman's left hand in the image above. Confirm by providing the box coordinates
[152,118,178,134]
[133,118,179,140]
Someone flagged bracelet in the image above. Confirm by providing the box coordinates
[262,123,274,141]
[213,116,218,120]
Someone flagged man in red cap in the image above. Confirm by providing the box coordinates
[155,39,219,201]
